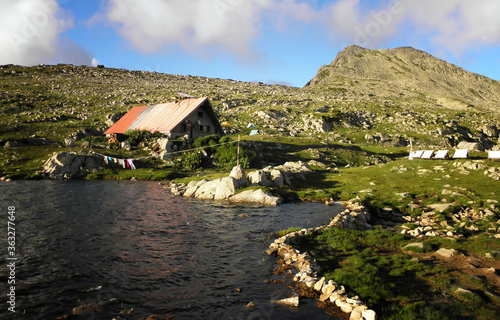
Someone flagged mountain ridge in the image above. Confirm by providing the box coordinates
[306,45,500,112]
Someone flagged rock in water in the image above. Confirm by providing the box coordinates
[271,296,299,308]
[214,177,239,200]
[229,189,283,206]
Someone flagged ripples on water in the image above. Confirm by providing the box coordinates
[0,180,343,319]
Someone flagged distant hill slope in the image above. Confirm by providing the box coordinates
[305,45,500,112]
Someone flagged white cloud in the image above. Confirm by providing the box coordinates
[98,0,500,63]
[0,0,95,66]
[319,0,500,53]
[405,0,500,52]
[102,0,270,62]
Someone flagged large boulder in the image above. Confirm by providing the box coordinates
[193,180,220,200]
[183,179,208,198]
[229,189,283,206]
[214,177,240,200]
[302,114,332,133]
[182,166,281,205]
[245,161,314,188]
[43,152,102,179]
[482,125,499,138]
[105,113,125,126]
[229,165,248,186]
[192,177,241,200]
[270,169,284,186]
[457,141,485,151]
[273,161,312,185]
[158,138,173,160]
[247,170,273,187]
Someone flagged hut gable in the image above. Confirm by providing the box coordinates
[104,97,223,140]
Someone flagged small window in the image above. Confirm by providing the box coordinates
[198,111,204,117]
[199,125,204,131]
[181,124,187,132]
[206,126,211,132]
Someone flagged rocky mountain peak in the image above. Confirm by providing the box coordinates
[306,46,500,112]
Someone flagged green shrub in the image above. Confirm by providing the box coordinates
[214,141,252,169]
[192,135,219,148]
[178,151,203,170]
[124,129,161,146]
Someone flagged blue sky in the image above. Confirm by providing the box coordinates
[1,0,500,87]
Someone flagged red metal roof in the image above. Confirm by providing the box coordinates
[104,97,220,135]
[103,105,150,135]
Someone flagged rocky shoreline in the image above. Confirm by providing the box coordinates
[266,197,500,319]
[164,162,314,206]
[266,200,377,320]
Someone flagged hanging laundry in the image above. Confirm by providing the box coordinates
[103,156,108,165]
[117,159,125,168]
[128,159,136,170]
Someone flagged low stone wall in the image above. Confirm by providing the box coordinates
[266,200,377,320]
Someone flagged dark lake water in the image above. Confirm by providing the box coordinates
[0,180,344,320]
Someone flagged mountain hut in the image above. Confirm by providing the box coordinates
[104,97,223,141]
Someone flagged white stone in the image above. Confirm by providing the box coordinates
[229,165,247,185]
[455,288,472,295]
[362,309,377,320]
[404,242,426,250]
[336,299,353,313]
[270,169,285,186]
[322,283,336,295]
[350,306,368,320]
[193,179,219,200]
[436,248,458,258]
[314,277,326,292]
[329,292,340,303]
[271,296,299,308]
[346,298,363,306]
[64,138,75,146]
[214,177,239,200]
[247,170,273,186]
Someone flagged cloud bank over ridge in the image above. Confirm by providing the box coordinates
[1,0,499,70]
[99,0,500,60]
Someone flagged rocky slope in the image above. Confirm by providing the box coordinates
[1,45,500,179]
[306,45,500,113]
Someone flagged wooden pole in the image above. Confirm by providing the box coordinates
[326,129,329,149]
[237,135,240,166]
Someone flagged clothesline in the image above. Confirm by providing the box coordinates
[91,139,239,170]
[161,140,238,156]
[91,151,145,170]
[92,151,156,162]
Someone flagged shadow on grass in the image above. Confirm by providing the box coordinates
[253,141,406,168]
